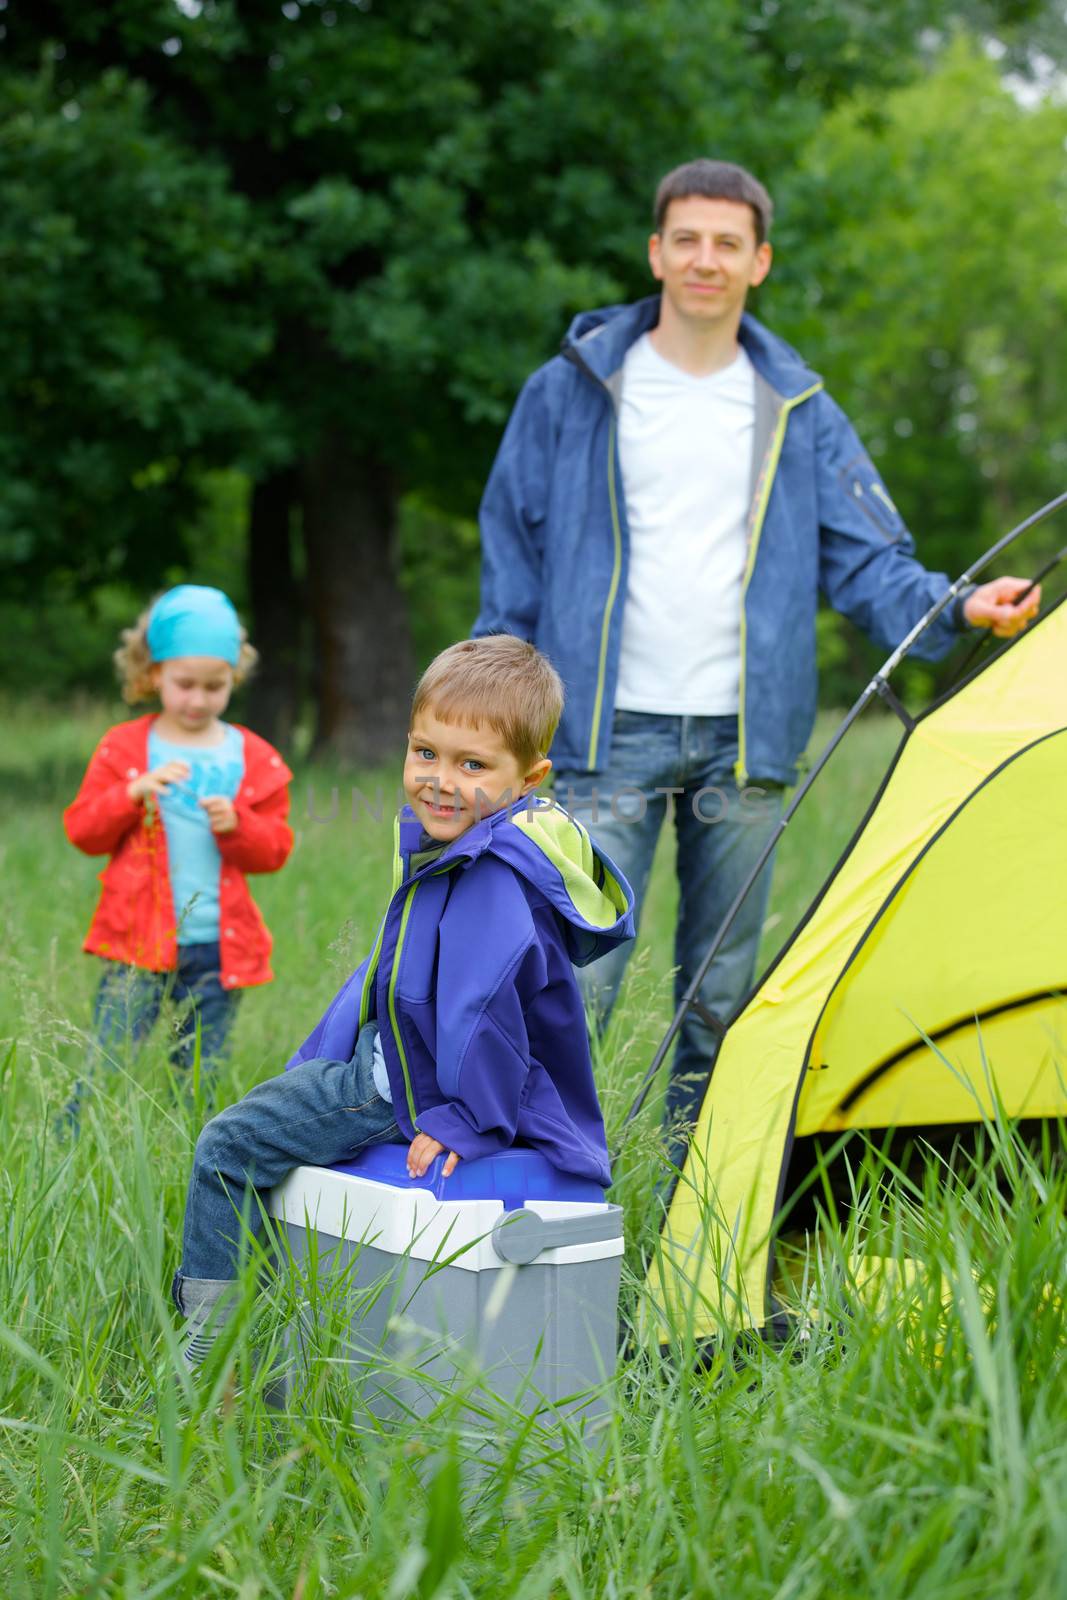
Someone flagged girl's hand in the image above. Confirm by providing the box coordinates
[200,795,238,834]
[128,760,191,803]
[406,1133,460,1179]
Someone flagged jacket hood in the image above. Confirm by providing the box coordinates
[561,295,821,400]
[397,799,635,967]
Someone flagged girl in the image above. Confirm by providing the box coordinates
[64,585,293,1113]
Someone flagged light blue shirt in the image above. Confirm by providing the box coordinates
[148,725,245,946]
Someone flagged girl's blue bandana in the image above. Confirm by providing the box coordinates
[146,585,241,666]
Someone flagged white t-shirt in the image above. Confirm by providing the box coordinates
[614,335,755,715]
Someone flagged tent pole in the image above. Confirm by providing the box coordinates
[947,539,1067,687]
[616,488,1067,1142]
[618,683,880,1130]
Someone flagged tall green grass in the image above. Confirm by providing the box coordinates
[2,699,1067,1597]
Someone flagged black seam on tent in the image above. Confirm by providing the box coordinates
[655,730,913,1221]
[763,723,1067,1318]
[652,713,913,1231]
[836,987,1067,1113]
[715,723,911,1035]
[724,586,1067,1037]
[652,581,1067,1245]
[923,585,1067,718]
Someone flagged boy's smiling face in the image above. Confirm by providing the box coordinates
[403,707,551,843]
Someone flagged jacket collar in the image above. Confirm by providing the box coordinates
[97,713,153,761]
[96,713,290,801]
[396,797,550,880]
[561,295,821,402]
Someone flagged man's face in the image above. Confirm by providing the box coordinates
[403,707,549,843]
[649,196,772,327]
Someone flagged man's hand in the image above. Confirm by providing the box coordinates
[128,759,191,804]
[200,795,239,834]
[406,1133,460,1179]
[963,576,1041,638]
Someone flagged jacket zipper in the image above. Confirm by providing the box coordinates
[371,834,469,1126]
[588,414,623,768]
[386,883,422,1126]
[736,380,823,786]
[357,816,403,1028]
[562,341,624,773]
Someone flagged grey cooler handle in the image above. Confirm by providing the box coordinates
[490,1204,624,1265]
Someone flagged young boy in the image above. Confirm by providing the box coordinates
[172,634,635,1367]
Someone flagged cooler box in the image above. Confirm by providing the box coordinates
[267,1144,624,1433]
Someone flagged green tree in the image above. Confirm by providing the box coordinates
[762,38,1067,698]
[772,38,1067,562]
[0,68,272,588]
[3,0,1048,751]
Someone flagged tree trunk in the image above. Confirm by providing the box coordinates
[244,466,302,754]
[302,439,413,765]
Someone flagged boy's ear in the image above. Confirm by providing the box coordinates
[522,756,552,793]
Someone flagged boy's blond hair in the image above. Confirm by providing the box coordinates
[114,602,259,705]
[412,635,563,770]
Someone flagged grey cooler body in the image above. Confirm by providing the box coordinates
[267,1164,624,1436]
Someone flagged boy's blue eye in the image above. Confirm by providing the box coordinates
[416,748,436,762]
[462,759,485,772]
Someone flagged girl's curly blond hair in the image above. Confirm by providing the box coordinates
[114,601,259,705]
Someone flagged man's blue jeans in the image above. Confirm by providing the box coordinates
[554,712,783,1143]
[174,1025,401,1293]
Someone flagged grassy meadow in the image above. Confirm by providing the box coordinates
[3,696,1067,1598]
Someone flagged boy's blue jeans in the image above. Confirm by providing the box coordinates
[174,1027,401,1296]
[554,712,783,1144]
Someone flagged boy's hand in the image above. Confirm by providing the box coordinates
[128,760,191,803]
[200,795,238,834]
[407,1133,460,1179]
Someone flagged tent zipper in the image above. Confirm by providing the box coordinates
[358,815,404,1028]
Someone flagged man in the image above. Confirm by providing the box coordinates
[474,157,1038,1152]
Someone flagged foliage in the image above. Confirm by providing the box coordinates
[5,701,1067,1592]
[771,38,1067,570]
[0,68,273,594]
[760,38,1067,700]
[3,1,1053,723]
[396,497,482,672]
[0,472,250,701]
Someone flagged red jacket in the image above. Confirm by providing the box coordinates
[64,715,294,989]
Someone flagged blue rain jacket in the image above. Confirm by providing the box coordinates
[476,296,969,785]
[286,799,634,1186]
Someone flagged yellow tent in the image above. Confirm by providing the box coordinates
[642,552,1067,1343]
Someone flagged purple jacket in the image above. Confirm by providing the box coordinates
[287,798,635,1186]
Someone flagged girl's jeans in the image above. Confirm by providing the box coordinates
[92,943,240,1072]
[65,945,239,1128]
[173,1027,400,1301]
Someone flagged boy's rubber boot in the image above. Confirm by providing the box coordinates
[176,1276,239,1371]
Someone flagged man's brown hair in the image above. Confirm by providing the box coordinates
[411,635,563,770]
[654,158,774,245]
